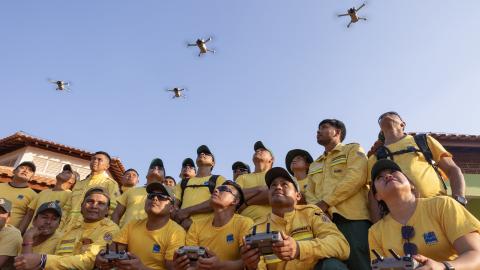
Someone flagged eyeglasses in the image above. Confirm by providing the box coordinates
[216,185,236,196]
[401,225,418,256]
[147,193,170,201]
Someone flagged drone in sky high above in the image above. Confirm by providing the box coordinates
[166,88,187,99]
[338,3,367,28]
[48,79,71,91]
[187,37,216,57]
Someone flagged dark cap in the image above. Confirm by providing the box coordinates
[17,161,36,172]
[221,180,245,211]
[84,187,111,203]
[265,167,299,191]
[371,159,402,182]
[0,198,12,213]
[182,158,196,168]
[197,145,215,161]
[63,164,73,172]
[36,201,62,218]
[149,158,165,170]
[232,161,251,172]
[285,149,313,175]
[319,119,347,142]
[254,141,274,157]
[146,182,175,201]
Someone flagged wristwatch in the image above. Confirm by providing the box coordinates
[454,195,468,206]
[442,261,454,270]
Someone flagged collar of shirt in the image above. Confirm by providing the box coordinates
[316,143,345,162]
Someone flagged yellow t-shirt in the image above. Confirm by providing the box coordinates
[186,214,253,261]
[31,231,63,255]
[253,205,350,270]
[62,172,120,231]
[174,175,225,220]
[0,183,38,228]
[367,135,450,198]
[295,177,308,194]
[305,143,370,221]
[46,218,119,270]
[28,189,71,227]
[0,224,22,270]
[114,218,186,270]
[368,196,480,262]
[116,186,147,228]
[121,186,133,194]
[235,172,271,223]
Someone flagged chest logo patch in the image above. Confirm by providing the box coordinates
[423,231,438,245]
[226,234,234,243]
[17,194,24,200]
[152,244,161,253]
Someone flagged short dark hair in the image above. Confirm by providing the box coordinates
[165,176,176,184]
[124,168,139,176]
[93,151,111,163]
[319,119,346,142]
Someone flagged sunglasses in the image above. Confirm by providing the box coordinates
[147,193,171,201]
[216,185,236,196]
[401,225,418,256]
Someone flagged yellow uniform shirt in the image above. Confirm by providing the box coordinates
[46,218,119,270]
[367,135,450,198]
[236,172,271,223]
[121,186,133,194]
[295,177,308,194]
[186,214,253,261]
[31,231,63,255]
[369,196,480,262]
[62,172,120,231]
[0,183,38,228]
[253,205,350,270]
[305,143,369,220]
[174,175,225,220]
[28,189,71,228]
[0,224,22,270]
[116,186,147,228]
[114,218,186,270]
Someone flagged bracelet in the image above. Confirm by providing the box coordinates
[40,254,47,269]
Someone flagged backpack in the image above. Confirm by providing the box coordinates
[178,175,219,208]
[375,133,447,190]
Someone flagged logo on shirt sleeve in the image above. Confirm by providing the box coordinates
[17,194,24,200]
[152,244,161,253]
[226,234,234,243]
[423,231,438,245]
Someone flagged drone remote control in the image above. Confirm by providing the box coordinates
[102,244,129,261]
[371,249,420,269]
[244,223,282,255]
[176,246,207,262]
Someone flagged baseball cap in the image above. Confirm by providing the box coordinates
[371,159,402,182]
[182,158,196,168]
[265,167,300,191]
[36,201,62,218]
[146,182,175,201]
[17,161,36,172]
[0,198,12,213]
[231,161,251,172]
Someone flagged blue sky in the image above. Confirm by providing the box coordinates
[2,1,479,183]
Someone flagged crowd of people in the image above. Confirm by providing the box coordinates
[0,111,479,270]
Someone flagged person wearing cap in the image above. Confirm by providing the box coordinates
[0,197,23,269]
[112,158,165,228]
[368,159,480,270]
[61,151,120,232]
[232,161,251,180]
[19,164,79,234]
[164,176,176,187]
[240,167,350,270]
[96,182,185,270]
[235,141,274,223]
[174,145,226,231]
[21,201,63,255]
[285,149,313,203]
[14,187,120,270]
[120,168,139,193]
[0,161,38,229]
[179,158,196,182]
[304,119,370,270]
[368,111,466,223]
[174,180,253,270]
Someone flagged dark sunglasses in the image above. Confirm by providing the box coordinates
[401,225,418,256]
[216,185,236,196]
[147,193,170,201]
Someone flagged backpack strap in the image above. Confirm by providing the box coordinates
[178,175,220,208]
[208,175,220,194]
[413,134,448,190]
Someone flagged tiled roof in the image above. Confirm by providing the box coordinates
[0,131,125,185]
[0,165,56,190]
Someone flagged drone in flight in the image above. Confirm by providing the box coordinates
[338,3,367,28]
[48,79,71,91]
[166,88,187,99]
[187,37,215,57]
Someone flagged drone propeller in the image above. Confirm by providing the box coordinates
[356,3,366,11]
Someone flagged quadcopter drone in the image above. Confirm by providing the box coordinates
[187,37,215,57]
[166,88,187,99]
[48,79,71,91]
[338,3,367,28]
